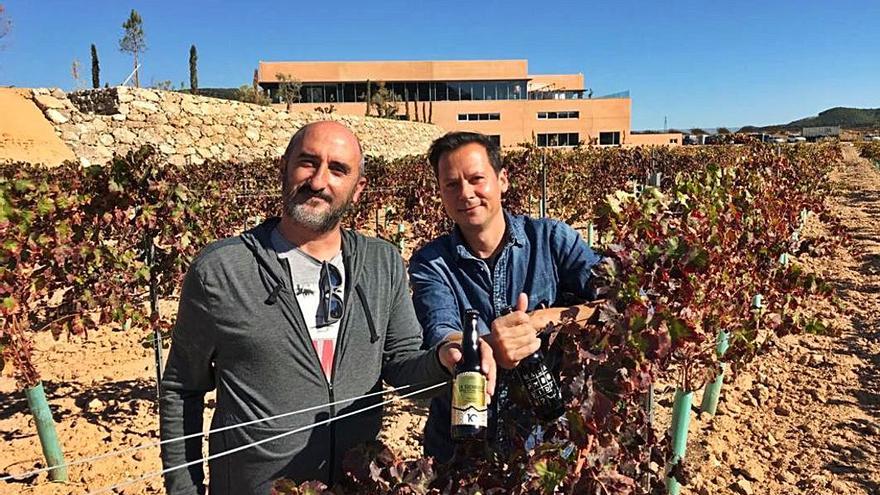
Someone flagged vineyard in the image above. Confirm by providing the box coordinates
[2,143,879,494]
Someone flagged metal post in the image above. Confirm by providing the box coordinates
[540,153,547,218]
[650,171,662,188]
[147,236,163,397]
[586,222,596,248]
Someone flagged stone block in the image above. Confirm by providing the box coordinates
[45,108,69,124]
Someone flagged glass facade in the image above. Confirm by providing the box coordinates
[458,113,501,122]
[263,80,529,104]
[537,111,579,119]
[599,131,621,145]
[537,133,580,147]
[528,90,587,100]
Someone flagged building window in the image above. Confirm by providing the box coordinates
[457,113,501,122]
[537,111,579,119]
[283,79,531,103]
[670,138,678,144]
[537,132,580,147]
[599,131,621,145]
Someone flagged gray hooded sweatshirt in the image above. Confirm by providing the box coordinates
[159,218,450,495]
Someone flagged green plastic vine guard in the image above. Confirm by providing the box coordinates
[25,382,67,482]
[586,222,596,248]
[397,223,405,252]
[699,330,730,415]
[665,388,694,495]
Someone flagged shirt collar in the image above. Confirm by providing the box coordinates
[450,210,524,260]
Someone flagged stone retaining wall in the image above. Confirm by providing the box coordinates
[28,87,445,166]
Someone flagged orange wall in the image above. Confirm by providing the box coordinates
[284,97,632,148]
[260,60,529,82]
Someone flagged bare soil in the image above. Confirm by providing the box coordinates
[0,88,76,166]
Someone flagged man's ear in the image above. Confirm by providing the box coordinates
[279,155,288,178]
[352,175,368,203]
[499,168,509,194]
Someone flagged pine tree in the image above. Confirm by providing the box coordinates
[119,10,146,87]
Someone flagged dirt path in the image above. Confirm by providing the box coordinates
[681,148,880,495]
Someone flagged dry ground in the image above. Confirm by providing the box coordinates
[0,88,75,166]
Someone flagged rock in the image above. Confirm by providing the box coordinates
[86,398,103,411]
[829,479,848,493]
[777,471,798,484]
[139,90,161,102]
[245,127,260,141]
[732,478,753,495]
[167,154,187,166]
[95,145,113,160]
[131,100,159,113]
[34,94,66,110]
[51,88,66,99]
[45,108,69,124]
[99,133,114,146]
[112,113,126,121]
[774,404,791,416]
[159,143,175,154]
[117,91,134,103]
[112,128,137,145]
[738,461,766,482]
[133,450,146,462]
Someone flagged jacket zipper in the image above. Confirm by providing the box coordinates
[270,259,340,485]
[327,248,356,485]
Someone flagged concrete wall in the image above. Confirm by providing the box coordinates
[26,87,446,166]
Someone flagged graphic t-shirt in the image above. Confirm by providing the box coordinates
[272,227,345,381]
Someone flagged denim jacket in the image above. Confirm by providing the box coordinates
[408,211,601,462]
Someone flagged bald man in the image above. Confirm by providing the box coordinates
[160,122,496,495]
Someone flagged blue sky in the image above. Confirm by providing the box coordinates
[1,0,877,130]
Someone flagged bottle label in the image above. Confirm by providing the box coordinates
[451,371,487,427]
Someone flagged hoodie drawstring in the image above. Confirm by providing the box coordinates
[355,284,380,344]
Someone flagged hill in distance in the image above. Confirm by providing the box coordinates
[759,107,880,132]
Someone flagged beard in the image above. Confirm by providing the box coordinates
[282,179,356,234]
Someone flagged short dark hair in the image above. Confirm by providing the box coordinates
[427,131,502,177]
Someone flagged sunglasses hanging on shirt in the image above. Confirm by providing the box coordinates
[318,261,344,326]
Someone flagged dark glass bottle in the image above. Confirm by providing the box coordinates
[451,309,488,442]
[502,306,566,422]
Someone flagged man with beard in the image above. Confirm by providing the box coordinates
[159,121,496,495]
